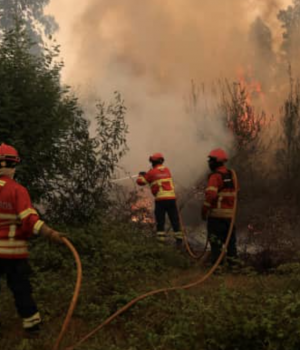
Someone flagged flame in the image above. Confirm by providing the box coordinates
[131,196,154,224]
[226,65,267,148]
[236,65,265,104]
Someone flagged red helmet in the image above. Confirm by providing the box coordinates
[208,148,228,162]
[0,143,20,163]
[149,152,164,162]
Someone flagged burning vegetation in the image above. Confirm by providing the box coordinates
[4,1,300,350]
[130,194,154,224]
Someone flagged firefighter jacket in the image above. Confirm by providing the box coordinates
[202,166,237,219]
[136,165,176,201]
[0,176,44,259]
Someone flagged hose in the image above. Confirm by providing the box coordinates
[65,170,238,350]
[166,180,208,260]
[0,222,82,349]
[52,237,82,350]
[176,199,208,260]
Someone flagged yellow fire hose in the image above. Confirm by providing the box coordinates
[52,237,82,350]
[0,222,83,350]
[64,169,238,350]
[167,181,208,260]
[175,199,209,260]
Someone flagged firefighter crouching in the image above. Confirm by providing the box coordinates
[0,143,64,333]
[202,148,238,266]
[136,153,183,247]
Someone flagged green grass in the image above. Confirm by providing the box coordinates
[1,222,300,350]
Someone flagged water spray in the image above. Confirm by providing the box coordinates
[111,174,138,183]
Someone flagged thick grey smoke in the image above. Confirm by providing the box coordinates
[47,0,292,186]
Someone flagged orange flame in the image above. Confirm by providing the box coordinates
[131,196,154,224]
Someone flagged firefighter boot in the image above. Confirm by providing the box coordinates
[156,231,166,244]
[23,312,41,336]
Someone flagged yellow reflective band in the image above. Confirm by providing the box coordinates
[150,178,174,188]
[8,225,16,238]
[0,180,6,186]
[156,190,176,199]
[174,231,183,239]
[210,208,234,218]
[0,213,18,220]
[156,231,166,236]
[206,186,218,192]
[137,176,148,184]
[204,201,211,207]
[0,247,28,255]
[33,220,44,235]
[0,239,27,247]
[218,192,236,197]
[23,312,41,329]
[19,208,38,220]
[150,177,176,199]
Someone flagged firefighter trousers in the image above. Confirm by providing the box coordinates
[207,217,237,265]
[154,199,181,235]
[0,259,39,319]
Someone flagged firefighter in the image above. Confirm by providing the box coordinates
[201,148,238,265]
[0,143,64,334]
[136,153,183,246]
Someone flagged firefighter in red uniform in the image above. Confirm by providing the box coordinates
[0,143,63,333]
[136,153,183,246]
[202,148,238,265]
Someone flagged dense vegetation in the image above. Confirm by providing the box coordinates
[2,3,300,349]
[2,223,300,350]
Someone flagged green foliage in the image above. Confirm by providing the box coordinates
[2,220,300,350]
[0,0,58,49]
[44,92,128,224]
[0,20,70,197]
[277,67,300,199]
[0,22,128,224]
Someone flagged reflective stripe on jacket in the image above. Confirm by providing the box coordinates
[0,176,44,259]
[202,166,237,219]
[136,165,176,201]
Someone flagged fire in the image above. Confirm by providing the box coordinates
[131,196,154,224]
[236,65,265,104]
[225,65,267,148]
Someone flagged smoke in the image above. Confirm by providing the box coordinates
[47,0,292,186]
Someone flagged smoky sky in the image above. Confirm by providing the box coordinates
[47,0,292,185]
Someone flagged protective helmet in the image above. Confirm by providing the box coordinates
[0,143,20,165]
[149,152,164,162]
[208,148,228,162]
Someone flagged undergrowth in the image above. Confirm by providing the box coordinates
[1,221,300,350]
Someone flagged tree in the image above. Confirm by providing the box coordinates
[278,0,300,65]
[277,67,300,199]
[45,92,128,224]
[0,21,128,224]
[0,0,58,49]
[248,17,275,88]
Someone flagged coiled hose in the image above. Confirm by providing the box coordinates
[65,169,238,350]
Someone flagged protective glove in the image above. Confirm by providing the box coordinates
[139,171,146,176]
[48,230,66,244]
[39,223,65,244]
